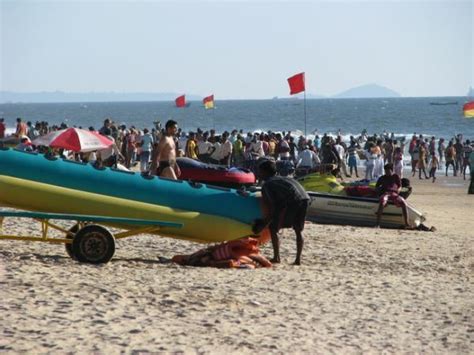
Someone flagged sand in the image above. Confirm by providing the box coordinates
[0,174,473,354]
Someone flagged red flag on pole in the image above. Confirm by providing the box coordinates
[287,72,305,95]
[175,95,186,108]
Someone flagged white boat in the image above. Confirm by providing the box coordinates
[307,191,425,228]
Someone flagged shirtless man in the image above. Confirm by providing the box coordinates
[156,120,181,179]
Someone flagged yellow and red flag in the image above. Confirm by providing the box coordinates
[463,101,474,118]
[175,95,186,108]
[203,95,214,109]
[287,72,305,95]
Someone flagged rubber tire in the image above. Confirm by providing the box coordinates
[72,225,115,264]
[65,224,79,260]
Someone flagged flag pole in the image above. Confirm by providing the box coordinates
[212,107,215,130]
[304,90,307,137]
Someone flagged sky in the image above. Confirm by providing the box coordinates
[1,0,473,99]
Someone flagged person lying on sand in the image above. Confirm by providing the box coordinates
[252,159,310,265]
[375,163,410,228]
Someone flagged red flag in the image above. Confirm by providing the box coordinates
[287,72,305,95]
[175,95,186,108]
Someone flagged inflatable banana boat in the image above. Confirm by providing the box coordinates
[0,148,264,243]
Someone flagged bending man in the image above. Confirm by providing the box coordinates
[253,160,310,265]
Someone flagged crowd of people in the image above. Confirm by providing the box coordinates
[1,117,472,184]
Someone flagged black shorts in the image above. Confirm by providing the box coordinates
[270,200,309,233]
[157,161,171,176]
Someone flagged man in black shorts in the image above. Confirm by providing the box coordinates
[253,160,310,265]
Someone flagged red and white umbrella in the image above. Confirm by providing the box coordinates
[32,128,114,153]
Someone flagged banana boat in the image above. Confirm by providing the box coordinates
[0,148,264,243]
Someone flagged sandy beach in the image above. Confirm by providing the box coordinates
[0,174,473,354]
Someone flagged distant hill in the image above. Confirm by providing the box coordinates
[333,84,401,98]
[0,91,202,104]
[1,84,402,103]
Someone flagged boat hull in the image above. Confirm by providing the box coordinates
[307,192,425,228]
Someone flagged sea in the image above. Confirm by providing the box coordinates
[1,97,473,141]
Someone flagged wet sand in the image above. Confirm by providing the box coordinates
[0,174,473,353]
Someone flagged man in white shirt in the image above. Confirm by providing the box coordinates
[220,132,233,166]
[297,146,320,169]
[249,135,265,159]
[197,134,214,163]
[209,136,222,164]
[139,128,154,172]
[334,139,350,177]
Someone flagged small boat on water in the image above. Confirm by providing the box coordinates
[429,102,458,106]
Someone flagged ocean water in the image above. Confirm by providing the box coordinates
[1,97,473,140]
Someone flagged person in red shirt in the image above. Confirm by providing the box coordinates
[375,163,409,228]
[0,118,6,139]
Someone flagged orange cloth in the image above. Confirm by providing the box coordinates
[172,237,272,269]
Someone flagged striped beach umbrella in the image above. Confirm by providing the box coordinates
[32,128,113,152]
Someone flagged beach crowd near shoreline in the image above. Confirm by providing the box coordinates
[1,116,473,189]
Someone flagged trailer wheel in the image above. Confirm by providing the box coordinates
[65,225,79,260]
[72,225,115,264]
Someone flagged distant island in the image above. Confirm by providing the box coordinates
[333,84,401,98]
[1,84,400,103]
[0,91,202,104]
[281,84,400,100]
